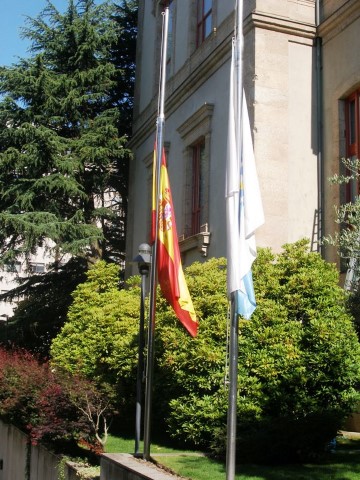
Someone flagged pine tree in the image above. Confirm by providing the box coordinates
[0,0,132,266]
[111,0,138,135]
[0,0,137,353]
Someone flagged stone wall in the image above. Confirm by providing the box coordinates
[0,420,98,480]
[0,420,179,480]
[0,421,28,480]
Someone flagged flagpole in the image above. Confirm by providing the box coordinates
[226,294,239,480]
[143,6,169,462]
[226,1,244,479]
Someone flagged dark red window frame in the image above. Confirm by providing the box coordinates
[191,140,205,235]
[196,0,212,47]
[345,90,360,202]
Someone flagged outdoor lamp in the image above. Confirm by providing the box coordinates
[133,243,152,276]
[132,243,151,456]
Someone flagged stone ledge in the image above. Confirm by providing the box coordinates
[100,453,184,480]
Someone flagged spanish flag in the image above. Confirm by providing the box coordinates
[152,149,198,337]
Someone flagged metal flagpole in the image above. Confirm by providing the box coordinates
[143,6,169,462]
[226,1,244,479]
[226,294,239,480]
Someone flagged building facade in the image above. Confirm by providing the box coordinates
[320,0,360,253]
[126,0,360,274]
[0,247,55,319]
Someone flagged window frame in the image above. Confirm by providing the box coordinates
[196,0,212,48]
[177,103,213,256]
[30,262,45,274]
[191,139,205,236]
[345,90,360,202]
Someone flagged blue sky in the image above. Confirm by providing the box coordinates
[0,0,101,67]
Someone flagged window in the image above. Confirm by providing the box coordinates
[196,0,212,47]
[166,0,175,77]
[30,262,45,273]
[191,140,205,236]
[177,104,213,256]
[345,90,360,202]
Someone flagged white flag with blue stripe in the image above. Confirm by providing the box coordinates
[226,40,264,319]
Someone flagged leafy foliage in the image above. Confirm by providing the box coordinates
[50,241,360,462]
[0,346,114,453]
[0,348,48,430]
[153,258,229,444]
[231,241,360,462]
[323,157,360,335]
[50,260,140,427]
[158,242,360,461]
[110,0,138,136]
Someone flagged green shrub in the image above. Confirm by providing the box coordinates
[156,241,360,462]
[50,261,141,427]
[49,242,360,463]
[50,261,140,381]
[153,257,229,444]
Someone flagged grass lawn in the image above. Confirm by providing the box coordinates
[105,433,360,480]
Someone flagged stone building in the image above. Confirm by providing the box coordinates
[320,0,360,255]
[126,0,360,273]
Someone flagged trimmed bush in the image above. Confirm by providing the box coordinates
[156,241,360,462]
[49,242,360,462]
[50,261,140,429]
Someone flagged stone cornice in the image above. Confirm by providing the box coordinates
[318,0,360,43]
[177,103,214,140]
[249,11,316,39]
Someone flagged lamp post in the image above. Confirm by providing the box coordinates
[132,243,151,456]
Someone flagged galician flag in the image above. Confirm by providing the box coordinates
[226,40,264,319]
[152,149,198,337]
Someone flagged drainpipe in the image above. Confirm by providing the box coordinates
[315,0,324,255]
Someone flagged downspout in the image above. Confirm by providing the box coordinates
[315,0,324,255]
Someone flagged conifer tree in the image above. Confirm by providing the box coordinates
[0,0,132,266]
[110,0,137,135]
[0,0,137,353]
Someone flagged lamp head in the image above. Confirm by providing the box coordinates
[132,243,152,275]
